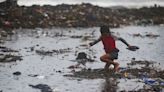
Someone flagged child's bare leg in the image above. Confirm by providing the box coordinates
[113,62,119,72]
[104,62,111,70]
[105,60,119,72]
[100,54,111,69]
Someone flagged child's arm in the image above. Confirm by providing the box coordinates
[112,34,139,51]
[118,37,130,47]
[112,35,130,47]
[89,37,101,46]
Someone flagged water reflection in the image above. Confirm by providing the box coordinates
[102,74,118,92]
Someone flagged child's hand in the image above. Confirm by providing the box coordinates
[127,45,139,51]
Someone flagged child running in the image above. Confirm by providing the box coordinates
[89,25,137,72]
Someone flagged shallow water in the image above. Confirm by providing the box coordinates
[0,26,163,92]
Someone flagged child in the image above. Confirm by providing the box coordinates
[89,25,133,72]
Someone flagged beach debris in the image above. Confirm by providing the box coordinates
[0,46,22,63]
[13,71,21,76]
[28,74,39,77]
[35,48,72,56]
[68,52,95,68]
[127,60,154,67]
[126,46,139,51]
[29,84,53,92]
[145,33,160,38]
[76,52,87,60]
[0,54,22,63]
[28,74,46,79]
[36,50,53,56]
[0,46,18,52]
[132,33,160,38]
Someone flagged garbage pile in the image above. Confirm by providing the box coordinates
[0,2,164,30]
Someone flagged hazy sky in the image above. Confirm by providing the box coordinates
[0,0,164,7]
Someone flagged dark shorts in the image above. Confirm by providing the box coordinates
[109,49,119,60]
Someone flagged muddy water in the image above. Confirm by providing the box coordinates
[0,26,164,92]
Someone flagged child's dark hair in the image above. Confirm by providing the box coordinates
[100,25,111,34]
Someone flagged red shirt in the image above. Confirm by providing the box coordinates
[101,35,116,53]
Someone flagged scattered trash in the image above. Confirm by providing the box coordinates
[126,45,139,51]
[0,46,22,62]
[13,71,21,76]
[145,33,160,38]
[56,70,62,73]
[64,68,122,79]
[35,48,72,56]
[132,33,160,39]
[76,52,87,60]
[132,33,143,37]
[28,74,46,79]
[127,60,154,67]
[28,74,39,77]
[69,52,95,68]
[119,67,127,72]
[70,35,83,38]
[29,84,53,92]
[0,54,22,63]
[35,50,53,56]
